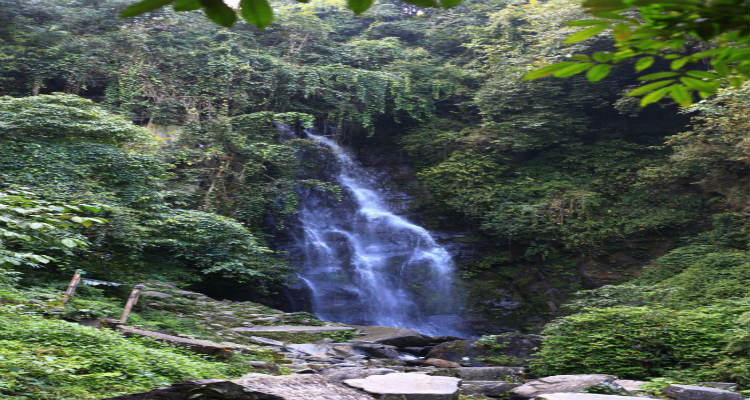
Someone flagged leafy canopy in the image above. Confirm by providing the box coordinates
[525,0,750,107]
[120,0,463,28]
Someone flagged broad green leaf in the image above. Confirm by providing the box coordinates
[592,52,613,62]
[523,62,577,80]
[120,0,174,17]
[640,86,671,106]
[669,84,692,106]
[670,57,689,70]
[564,25,608,44]
[635,56,654,72]
[567,20,608,27]
[440,0,462,8]
[240,0,273,28]
[202,0,237,27]
[627,79,675,96]
[612,23,631,41]
[679,77,718,94]
[638,71,679,81]
[685,70,719,79]
[402,0,438,6]
[586,64,611,82]
[553,63,594,78]
[347,0,375,14]
[173,0,201,11]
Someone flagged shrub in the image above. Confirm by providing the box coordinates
[0,305,249,400]
[531,303,749,385]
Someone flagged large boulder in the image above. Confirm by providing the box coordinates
[537,394,650,400]
[106,373,374,400]
[664,384,742,400]
[353,326,433,347]
[510,375,617,399]
[344,373,461,400]
[426,332,542,366]
[432,366,524,381]
[460,380,519,398]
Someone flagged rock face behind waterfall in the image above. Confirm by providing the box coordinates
[286,133,465,337]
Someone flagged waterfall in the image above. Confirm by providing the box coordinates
[292,133,465,337]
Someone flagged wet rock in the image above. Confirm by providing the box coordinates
[699,383,740,392]
[141,291,173,299]
[460,380,519,397]
[287,343,357,358]
[426,332,542,367]
[323,367,398,382]
[402,346,432,356]
[249,361,280,374]
[107,373,375,399]
[423,358,461,368]
[246,336,285,347]
[353,325,433,347]
[433,366,524,381]
[344,372,461,400]
[353,343,402,359]
[510,375,617,399]
[664,384,742,400]
[537,394,649,400]
[612,379,647,396]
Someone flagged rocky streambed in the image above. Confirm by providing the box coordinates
[92,283,744,400]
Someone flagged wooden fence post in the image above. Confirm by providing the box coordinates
[119,284,144,324]
[61,269,84,305]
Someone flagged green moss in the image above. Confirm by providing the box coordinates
[0,305,257,400]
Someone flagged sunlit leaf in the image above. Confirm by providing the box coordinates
[553,63,594,78]
[173,0,201,11]
[586,64,611,82]
[669,84,693,106]
[523,62,577,80]
[640,86,671,106]
[240,0,273,28]
[638,71,679,81]
[634,56,654,72]
[564,25,608,44]
[627,79,675,96]
[347,0,375,14]
[202,0,237,27]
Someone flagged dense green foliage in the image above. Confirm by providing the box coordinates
[526,0,750,106]
[0,300,259,400]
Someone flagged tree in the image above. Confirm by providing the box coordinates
[524,0,749,107]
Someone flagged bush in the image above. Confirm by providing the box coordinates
[531,303,749,385]
[0,305,249,399]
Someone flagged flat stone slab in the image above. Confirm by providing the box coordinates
[116,325,251,356]
[664,384,742,400]
[352,325,433,347]
[344,372,460,399]
[538,394,648,400]
[511,375,617,399]
[231,325,355,334]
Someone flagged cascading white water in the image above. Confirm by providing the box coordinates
[294,133,464,337]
